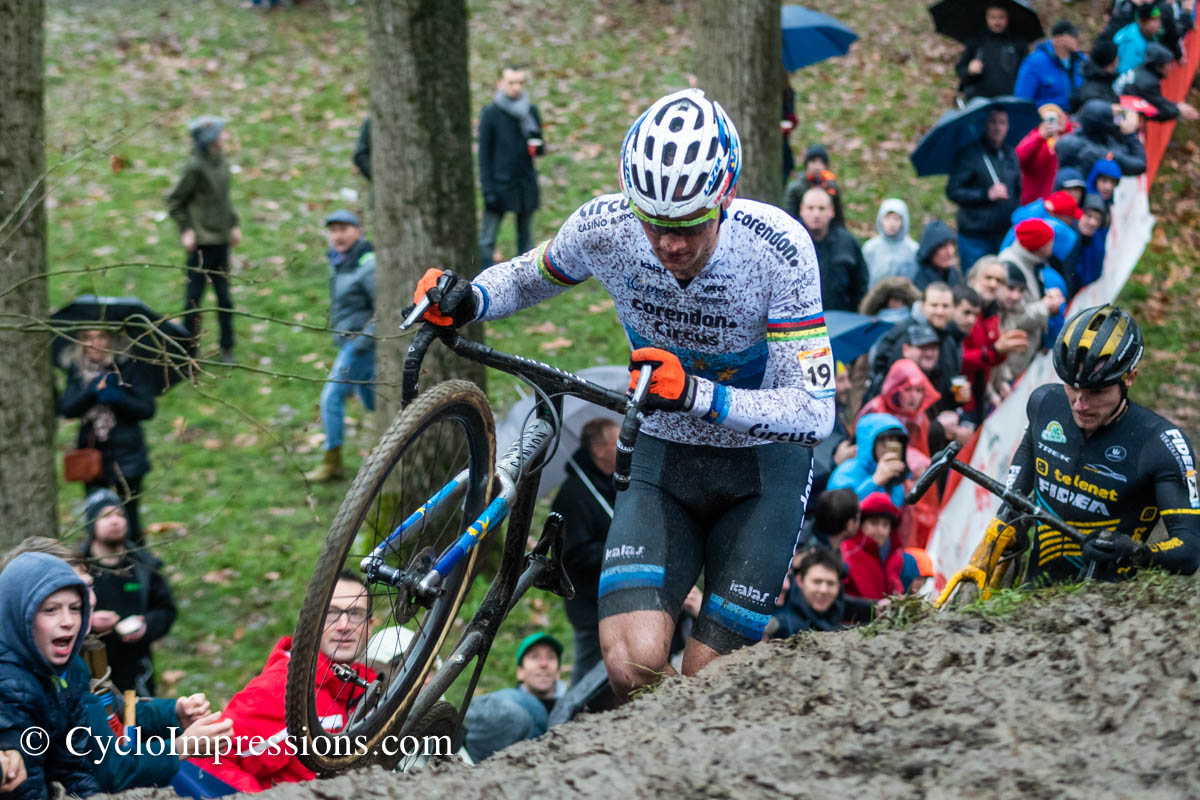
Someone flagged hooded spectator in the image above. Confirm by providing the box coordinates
[1052,167,1087,205]
[800,187,869,312]
[1055,99,1148,179]
[1016,103,1072,203]
[912,221,963,291]
[955,4,1029,101]
[1069,40,1122,113]
[1114,3,1168,73]
[785,144,845,225]
[858,358,941,459]
[840,493,907,601]
[0,553,100,800]
[1086,158,1122,206]
[946,110,1022,270]
[1013,20,1086,109]
[1075,193,1110,290]
[828,413,910,508]
[862,198,919,285]
[1115,43,1200,122]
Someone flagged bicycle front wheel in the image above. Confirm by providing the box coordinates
[285,380,494,773]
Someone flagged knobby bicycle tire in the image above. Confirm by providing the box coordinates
[380,700,462,773]
[285,380,494,773]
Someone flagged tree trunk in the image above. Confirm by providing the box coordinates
[0,0,58,547]
[694,0,782,206]
[367,0,484,429]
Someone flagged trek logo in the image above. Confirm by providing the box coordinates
[1105,446,1127,463]
[1037,477,1111,515]
[1036,441,1070,462]
[605,544,645,560]
[727,580,772,605]
[1041,420,1067,444]
[747,423,818,445]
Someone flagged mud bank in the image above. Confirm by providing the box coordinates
[107,578,1200,800]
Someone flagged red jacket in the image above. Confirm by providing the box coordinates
[962,308,1006,413]
[840,530,906,601]
[193,636,375,793]
[1015,122,1071,204]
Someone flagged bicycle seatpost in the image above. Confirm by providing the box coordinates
[614,365,652,491]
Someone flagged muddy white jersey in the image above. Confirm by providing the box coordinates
[469,194,835,449]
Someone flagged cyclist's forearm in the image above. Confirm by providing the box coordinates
[1149,517,1200,574]
[471,242,581,321]
[687,379,835,444]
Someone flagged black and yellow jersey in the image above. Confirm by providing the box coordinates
[1007,383,1200,584]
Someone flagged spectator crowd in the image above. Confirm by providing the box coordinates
[5,2,1195,798]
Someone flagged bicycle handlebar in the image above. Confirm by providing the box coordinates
[907,442,1089,545]
[614,366,652,492]
[905,442,963,506]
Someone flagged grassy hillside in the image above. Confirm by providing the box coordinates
[41,0,1198,703]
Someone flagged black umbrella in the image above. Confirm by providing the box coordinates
[910,95,1039,177]
[50,295,194,395]
[929,0,1043,44]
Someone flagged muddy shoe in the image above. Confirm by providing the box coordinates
[220,347,236,365]
[305,446,345,482]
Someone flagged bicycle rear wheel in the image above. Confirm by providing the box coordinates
[285,380,494,773]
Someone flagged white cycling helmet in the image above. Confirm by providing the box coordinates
[619,88,741,219]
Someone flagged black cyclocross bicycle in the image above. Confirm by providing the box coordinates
[283,286,651,774]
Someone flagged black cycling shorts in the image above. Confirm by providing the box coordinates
[597,434,813,653]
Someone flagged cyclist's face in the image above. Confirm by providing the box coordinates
[320,579,372,664]
[1063,381,1125,432]
[799,564,840,613]
[638,204,725,281]
[516,644,560,699]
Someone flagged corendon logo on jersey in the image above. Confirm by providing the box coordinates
[1041,420,1067,444]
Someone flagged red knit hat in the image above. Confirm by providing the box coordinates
[859,491,902,525]
[1015,218,1054,251]
[1044,191,1083,220]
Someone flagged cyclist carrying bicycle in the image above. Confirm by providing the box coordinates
[411,89,835,700]
[1006,305,1200,584]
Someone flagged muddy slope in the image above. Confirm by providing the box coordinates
[110,579,1200,800]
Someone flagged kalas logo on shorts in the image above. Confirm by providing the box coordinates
[1041,420,1067,444]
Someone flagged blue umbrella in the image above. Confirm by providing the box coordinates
[910,95,1039,177]
[781,6,858,72]
[826,310,894,365]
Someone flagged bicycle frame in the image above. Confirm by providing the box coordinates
[377,323,644,740]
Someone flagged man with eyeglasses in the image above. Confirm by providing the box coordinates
[194,572,375,792]
[410,89,834,703]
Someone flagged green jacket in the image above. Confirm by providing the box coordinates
[165,150,238,245]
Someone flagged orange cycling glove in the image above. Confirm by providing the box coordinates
[628,347,697,413]
[409,268,477,328]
